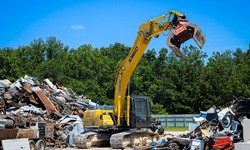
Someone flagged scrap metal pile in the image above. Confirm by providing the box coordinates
[0,75,98,148]
[150,97,250,150]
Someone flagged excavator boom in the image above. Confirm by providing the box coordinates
[114,10,206,126]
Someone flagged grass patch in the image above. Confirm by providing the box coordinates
[165,126,188,131]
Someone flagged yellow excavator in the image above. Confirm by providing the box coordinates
[75,10,206,149]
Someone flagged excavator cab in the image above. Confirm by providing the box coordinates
[130,96,151,128]
[166,14,206,58]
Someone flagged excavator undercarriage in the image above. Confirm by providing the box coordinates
[75,129,160,149]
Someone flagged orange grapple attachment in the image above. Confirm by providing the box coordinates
[166,19,206,58]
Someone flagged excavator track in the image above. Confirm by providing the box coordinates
[110,130,160,149]
[74,131,112,148]
[75,130,160,149]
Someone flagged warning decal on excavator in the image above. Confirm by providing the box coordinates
[129,46,138,63]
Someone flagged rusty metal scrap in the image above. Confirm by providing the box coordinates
[31,87,57,115]
[0,75,99,148]
[0,75,97,117]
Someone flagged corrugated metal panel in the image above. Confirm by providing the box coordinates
[152,114,199,127]
[176,122,184,126]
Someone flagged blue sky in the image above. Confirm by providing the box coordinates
[0,0,249,57]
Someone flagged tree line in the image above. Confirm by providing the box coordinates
[0,36,250,114]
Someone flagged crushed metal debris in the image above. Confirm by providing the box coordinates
[0,75,97,149]
[149,97,250,150]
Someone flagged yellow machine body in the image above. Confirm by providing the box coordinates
[83,109,114,127]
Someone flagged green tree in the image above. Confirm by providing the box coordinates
[0,48,15,80]
[151,103,166,114]
[205,50,235,107]
[45,36,68,60]
[1,36,249,115]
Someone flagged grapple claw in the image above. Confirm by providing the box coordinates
[189,24,206,49]
[166,33,186,58]
[166,20,206,58]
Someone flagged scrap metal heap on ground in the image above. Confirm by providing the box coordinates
[149,96,250,150]
[0,75,97,148]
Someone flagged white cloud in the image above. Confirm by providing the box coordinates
[70,24,86,30]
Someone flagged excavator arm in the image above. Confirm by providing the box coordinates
[114,10,206,126]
